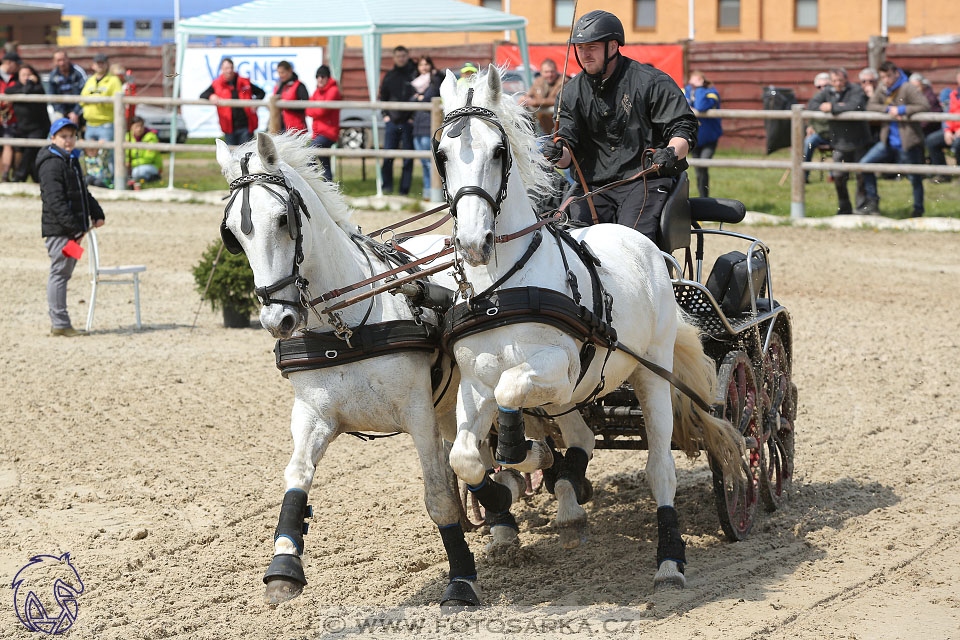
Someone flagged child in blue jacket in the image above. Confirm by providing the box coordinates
[684,71,723,197]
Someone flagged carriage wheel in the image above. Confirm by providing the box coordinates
[759,332,796,511]
[711,350,763,542]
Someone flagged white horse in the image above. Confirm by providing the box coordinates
[216,132,481,609]
[433,68,745,588]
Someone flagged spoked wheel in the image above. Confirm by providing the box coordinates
[759,332,796,511]
[458,479,487,531]
[711,350,764,542]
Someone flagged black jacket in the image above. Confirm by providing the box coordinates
[808,83,871,152]
[412,72,442,137]
[37,145,105,238]
[555,55,698,183]
[379,60,417,123]
[6,79,51,135]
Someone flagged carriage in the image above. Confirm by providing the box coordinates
[463,171,797,543]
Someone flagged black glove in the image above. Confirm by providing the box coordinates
[651,146,678,173]
[541,139,564,164]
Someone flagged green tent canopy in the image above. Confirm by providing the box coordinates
[174,0,531,195]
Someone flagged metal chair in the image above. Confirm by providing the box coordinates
[85,229,146,331]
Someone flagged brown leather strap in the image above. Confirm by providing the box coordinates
[556,137,599,224]
[321,257,455,314]
[368,203,450,238]
[494,212,563,244]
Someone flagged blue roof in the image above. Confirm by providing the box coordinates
[60,0,241,19]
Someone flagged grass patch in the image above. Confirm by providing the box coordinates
[144,143,960,219]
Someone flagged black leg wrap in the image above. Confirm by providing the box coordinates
[263,553,307,586]
[468,472,513,515]
[560,447,593,504]
[438,524,476,580]
[656,506,687,573]
[494,408,527,465]
[487,510,519,531]
[274,489,312,554]
[542,437,563,495]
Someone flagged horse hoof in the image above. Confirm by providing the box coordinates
[485,524,519,552]
[558,519,588,549]
[264,577,304,605]
[440,579,483,613]
[554,479,588,549]
[654,562,686,590]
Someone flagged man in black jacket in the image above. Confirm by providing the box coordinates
[378,45,417,195]
[37,118,105,336]
[542,10,697,245]
[6,64,50,182]
[808,68,872,215]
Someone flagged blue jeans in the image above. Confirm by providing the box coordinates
[861,141,925,214]
[311,134,336,182]
[925,129,960,166]
[85,123,114,175]
[382,120,413,195]
[131,164,160,182]
[224,130,252,146]
[413,135,431,192]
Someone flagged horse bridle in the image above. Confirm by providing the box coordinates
[431,88,514,219]
[220,152,311,308]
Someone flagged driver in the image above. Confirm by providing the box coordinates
[542,10,698,245]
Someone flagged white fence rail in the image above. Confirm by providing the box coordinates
[2,93,959,216]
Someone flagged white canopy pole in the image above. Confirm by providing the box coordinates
[168,29,188,189]
[362,33,383,197]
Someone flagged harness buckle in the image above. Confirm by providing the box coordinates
[485,306,499,316]
[328,311,354,348]
[324,350,338,359]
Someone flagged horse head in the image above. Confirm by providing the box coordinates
[217,132,352,338]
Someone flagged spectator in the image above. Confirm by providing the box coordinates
[908,73,943,137]
[859,67,879,99]
[6,64,50,183]
[47,50,86,124]
[409,56,441,199]
[803,72,832,183]
[1,51,20,181]
[684,70,722,198]
[110,63,136,123]
[457,62,478,87]
[201,57,265,146]
[305,65,342,182]
[861,61,929,217]
[378,45,417,196]
[37,118,105,337]
[808,68,871,215]
[273,60,308,134]
[80,53,122,178]
[926,69,960,184]
[524,59,563,134]
[124,116,162,185]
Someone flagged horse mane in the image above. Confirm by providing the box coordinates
[226,131,355,233]
[447,68,558,202]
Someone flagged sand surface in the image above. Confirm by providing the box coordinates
[1,195,958,639]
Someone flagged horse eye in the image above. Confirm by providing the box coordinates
[278,216,288,228]
[493,145,506,159]
[436,150,447,164]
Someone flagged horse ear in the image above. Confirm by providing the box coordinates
[215,139,234,177]
[440,69,458,109]
[256,132,279,172]
[486,65,502,104]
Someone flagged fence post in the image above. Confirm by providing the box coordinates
[113,94,127,190]
[429,97,443,204]
[789,104,805,219]
[268,94,281,134]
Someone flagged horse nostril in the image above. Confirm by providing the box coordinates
[279,314,296,334]
[484,232,494,249]
[454,237,462,249]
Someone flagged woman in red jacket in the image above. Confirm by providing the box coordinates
[305,65,342,182]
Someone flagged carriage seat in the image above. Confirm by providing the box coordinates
[658,172,691,253]
[689,197,747,224]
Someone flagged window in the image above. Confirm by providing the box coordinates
[135,20,152,39]
[795,0,817,28]
[108,20,125,39]
[161,20,175,39]
[82,20,98,39]
[888,0,906,28]
[554,0,574,29]
[481,0,502,9]
[718,0,740,28]
[636,0,656,28]
[58,20,71,37]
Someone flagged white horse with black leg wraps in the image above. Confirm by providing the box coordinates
[215,132,481,609]
[433,67,745,588]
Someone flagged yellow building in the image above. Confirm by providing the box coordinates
[270,0,958,48]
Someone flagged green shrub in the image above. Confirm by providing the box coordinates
[191,241,258,314]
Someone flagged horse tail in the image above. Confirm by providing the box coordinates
[670,314,745,482]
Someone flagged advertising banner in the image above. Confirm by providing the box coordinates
[496,43,684,88]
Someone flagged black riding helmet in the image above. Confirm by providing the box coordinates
[570,10,625,83]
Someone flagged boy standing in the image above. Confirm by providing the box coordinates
[37,118,105,336]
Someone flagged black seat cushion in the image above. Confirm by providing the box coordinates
[689,197,746,224]
[658,173,691,253]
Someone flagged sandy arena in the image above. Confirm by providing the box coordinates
[1,194,958,639]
